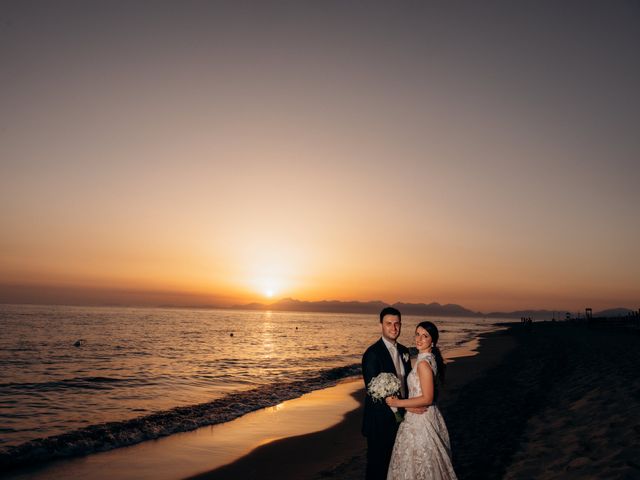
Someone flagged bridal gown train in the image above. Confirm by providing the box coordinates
[387,352,457,480]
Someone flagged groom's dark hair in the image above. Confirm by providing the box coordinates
[379,306,401,323]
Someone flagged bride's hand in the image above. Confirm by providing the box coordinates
[385,396,398,407]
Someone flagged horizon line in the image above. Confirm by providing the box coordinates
[1,297,635,318]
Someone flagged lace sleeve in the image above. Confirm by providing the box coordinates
[417,355,437,377]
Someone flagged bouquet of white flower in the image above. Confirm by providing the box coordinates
[367,372,402,419]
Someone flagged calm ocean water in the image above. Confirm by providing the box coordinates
[0,304,501,464]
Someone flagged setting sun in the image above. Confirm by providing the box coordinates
[254,277,281,300]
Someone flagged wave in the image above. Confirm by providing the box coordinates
[0,376,138,392]
[0,363,361,471]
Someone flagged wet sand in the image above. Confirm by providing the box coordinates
[2,380,362,480]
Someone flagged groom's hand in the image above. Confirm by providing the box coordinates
[405,406,427,414]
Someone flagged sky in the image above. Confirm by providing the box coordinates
[1,1,639,312]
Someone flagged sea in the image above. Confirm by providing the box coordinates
[0,303,503,467]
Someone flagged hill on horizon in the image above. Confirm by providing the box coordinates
[232,298,637,320]
[232,297,477,316]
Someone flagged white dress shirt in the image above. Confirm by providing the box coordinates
[382,336,405,377]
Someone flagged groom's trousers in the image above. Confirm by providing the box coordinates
[365,432,396,480]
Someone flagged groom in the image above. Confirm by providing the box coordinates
[362,307,414,480]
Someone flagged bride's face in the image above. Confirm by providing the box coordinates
[414,327,433,352]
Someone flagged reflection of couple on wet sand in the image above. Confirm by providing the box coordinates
[362,307,457,480]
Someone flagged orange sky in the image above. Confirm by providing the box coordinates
[1,2,639,312]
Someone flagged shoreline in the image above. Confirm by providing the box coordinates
[2,328,500,480]
[7,322,637,479]
[193,322,640,480]
[1,305,496,469]
[0,364,362,472]
[2,379,364,480]
[190,326,515,480]
[187,386,367,480]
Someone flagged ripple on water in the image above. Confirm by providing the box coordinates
[0,305,502,449]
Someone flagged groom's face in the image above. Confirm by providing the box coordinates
[381,314,401,343]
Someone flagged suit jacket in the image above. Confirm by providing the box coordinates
[361,338,411,437]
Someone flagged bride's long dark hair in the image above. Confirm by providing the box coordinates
[416,321,446,385]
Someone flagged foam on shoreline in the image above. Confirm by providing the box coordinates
[0,364,360,471]
[2,328,508,480]
[3,379,364,480]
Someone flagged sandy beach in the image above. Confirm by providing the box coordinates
[194,322,640,480]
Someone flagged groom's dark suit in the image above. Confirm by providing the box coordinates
[362,338,411,480]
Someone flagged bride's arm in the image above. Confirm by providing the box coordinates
[385,361,434,408]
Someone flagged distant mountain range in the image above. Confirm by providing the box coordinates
[231,298,637,319]
[234,298,477,316]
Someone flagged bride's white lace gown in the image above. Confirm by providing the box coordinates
[387,352,457,480]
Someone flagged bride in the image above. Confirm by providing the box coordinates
[385,321,457,480]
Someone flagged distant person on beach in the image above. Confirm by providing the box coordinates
[385,321,457,480]
[362,307,415,480]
